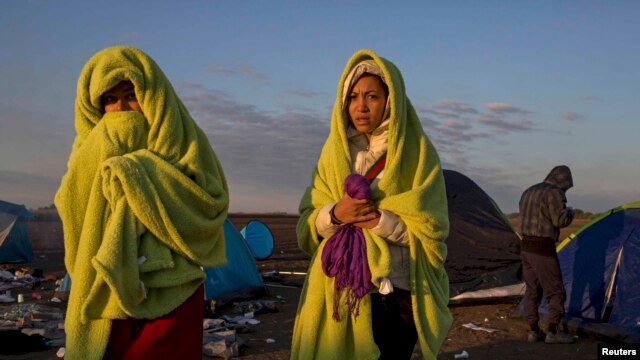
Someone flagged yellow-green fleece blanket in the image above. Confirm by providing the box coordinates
[292,49,452,360]
[55,46,229,360]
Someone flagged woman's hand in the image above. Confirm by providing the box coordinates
[352,211,381,229]
[333,193,379,225]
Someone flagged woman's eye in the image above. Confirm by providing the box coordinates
[127,93,137,100]
[103,95,117,104]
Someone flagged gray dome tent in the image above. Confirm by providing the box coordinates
[443,170,523,302]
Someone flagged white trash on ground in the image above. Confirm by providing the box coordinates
[462,322,500,333]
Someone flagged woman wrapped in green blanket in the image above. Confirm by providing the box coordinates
[291,49,452,360]
[55,46,229,360]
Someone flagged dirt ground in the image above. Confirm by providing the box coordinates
[1,215,612,359]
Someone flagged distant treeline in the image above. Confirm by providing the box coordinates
[29,204,60,221]
[506,208,599,220]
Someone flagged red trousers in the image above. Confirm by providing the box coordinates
[103,284,204,360]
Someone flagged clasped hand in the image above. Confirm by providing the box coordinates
[333,193,380,229]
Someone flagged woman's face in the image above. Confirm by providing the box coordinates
[101,81,143,113]
[347,74,387,138]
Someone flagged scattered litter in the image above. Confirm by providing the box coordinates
[0,271,14,280]
[203,318,225,330]
[454,350,469,359]
[56,347,65,358]
[0,303,67,354]
[31,269,44,278]
[21,328,46,336]
[46,338,66,347]
[0,319,18,330]
[50,297,62,303]
[17,294,24,303]
[266,338,275,343]
[203,329,239,359]
[31,292,42,300]
[223,314,256,325]
[0,268,38,293]
[0,292,15,303]
[462,323,499,333]
[232,299,279,315]
[484,317,489,322]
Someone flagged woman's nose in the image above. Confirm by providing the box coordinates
[118,98,131,111]
[354,98,367,111]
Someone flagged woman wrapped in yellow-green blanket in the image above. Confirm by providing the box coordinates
[292,49,452,360]
[55,46,229,360]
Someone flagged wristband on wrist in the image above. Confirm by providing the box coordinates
[329,205,343,225]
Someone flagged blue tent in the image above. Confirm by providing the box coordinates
[0,200,34,263]
[553,201,640,342]
[240,219,274,260]
[203,219,266,300]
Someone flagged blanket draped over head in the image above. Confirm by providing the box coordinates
[291,49,452,360]
[55,46,229,360]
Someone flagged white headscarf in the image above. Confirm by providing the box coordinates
[342,60,391,123]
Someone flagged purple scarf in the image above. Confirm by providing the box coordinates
[321,174,374,321]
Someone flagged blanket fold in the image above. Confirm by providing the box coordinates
[292,49,451,360]
[55,46,228,360]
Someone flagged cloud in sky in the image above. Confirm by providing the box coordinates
[284,90,325,98]
[561,112,584,121]
[180,82,329,212]
[206,64,268,84]
[418,99,535,144]
[579,94,599,101]
[433,99,479,115]
[476,114,536,133]
[484,103,532,115]
[2,0,637,215]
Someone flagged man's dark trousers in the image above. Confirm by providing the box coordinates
[521,236,567,332]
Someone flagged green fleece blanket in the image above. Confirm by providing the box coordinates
[55,46,229,360]
[292,49,452,360]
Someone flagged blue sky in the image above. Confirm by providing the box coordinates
[1,1,638,213]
